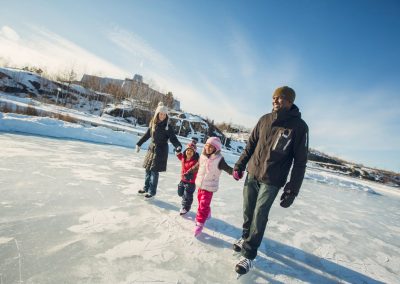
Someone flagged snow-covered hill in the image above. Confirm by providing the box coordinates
[0,67,242,151]
[308,150,400,187]
[0,67,107,115]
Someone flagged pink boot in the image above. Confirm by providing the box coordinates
[194,222,204,237]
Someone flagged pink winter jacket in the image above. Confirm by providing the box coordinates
[195,153,223,192]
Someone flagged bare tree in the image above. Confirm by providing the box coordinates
[56,66,77,106]
[103,83,125,103]
[82,74,103,92]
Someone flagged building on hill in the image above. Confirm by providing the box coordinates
[133,74,143,83]
[81,74,124,90]
[80,74,180,111]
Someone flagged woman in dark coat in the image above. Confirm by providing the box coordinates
[136,102,182,199]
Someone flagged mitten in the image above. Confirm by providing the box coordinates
[233,170,244,181]
[175,146,182,154]
[280,188,296,208]
[184,171,194,181]
[135,145,140,153]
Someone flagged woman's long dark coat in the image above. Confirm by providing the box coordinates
[137,119,182,172]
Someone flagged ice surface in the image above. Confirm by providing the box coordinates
[0,133,399,283]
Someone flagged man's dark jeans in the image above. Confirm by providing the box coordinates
[241,174,280,260]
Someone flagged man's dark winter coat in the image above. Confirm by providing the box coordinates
[137,119,182,172]
[235,104,309,195]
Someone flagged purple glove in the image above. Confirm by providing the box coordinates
[233,170,244,181]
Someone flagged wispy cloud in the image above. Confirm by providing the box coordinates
[0,25,128,78]
[106,26,173,71]
[199,75,259,125]
[229,29,256,78]
[225,25,302,119]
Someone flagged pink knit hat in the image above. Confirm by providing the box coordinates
[186,141,197,151]
[205,137,222,151]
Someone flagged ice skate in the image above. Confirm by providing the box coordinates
[144,193,154,200]
[194,222,204,237]
[235,256,253,277]
[233,238,244,252]
[179,207,188,215]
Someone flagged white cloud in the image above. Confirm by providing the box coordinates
[0,25,20,41]
[0,25,129,78]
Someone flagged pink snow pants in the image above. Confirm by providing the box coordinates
[196,188,214,224]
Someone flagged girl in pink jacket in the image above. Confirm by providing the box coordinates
[185,137,233,237]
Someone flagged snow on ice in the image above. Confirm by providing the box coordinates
[0,113,399,283]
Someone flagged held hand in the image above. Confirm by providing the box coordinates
[280,188,296,208]
[233,170,244,181]
[183,171,194,181]
[135,145,140,153]
[175,146,182,154]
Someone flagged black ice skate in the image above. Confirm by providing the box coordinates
[233,238,244,252]
[235,256,253,278]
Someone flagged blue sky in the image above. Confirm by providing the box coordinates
[1,0,399,172]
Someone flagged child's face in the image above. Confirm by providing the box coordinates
[186,148,194,159]
[204,143,216,155]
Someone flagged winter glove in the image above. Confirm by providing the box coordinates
[280,188,296,208]
[135,145,140,153]
[233,170,244,181]
[183,171,194,181]
[175,146,182,154]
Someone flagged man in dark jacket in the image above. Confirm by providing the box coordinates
[232,86,309,275]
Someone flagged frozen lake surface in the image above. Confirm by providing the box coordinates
[0,133,399,283]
